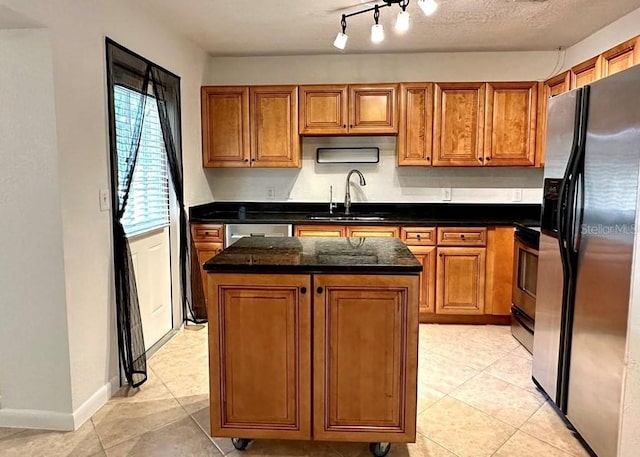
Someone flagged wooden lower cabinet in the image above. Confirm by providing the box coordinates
[208,274,312,439]
[407,246,436,316]
[207,273,418,444]
[313,275,418,442]
[191,224,224,319]
[436,247,486,315]
[484,227,515,316]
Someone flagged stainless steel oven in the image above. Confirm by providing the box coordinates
[511,225,540,353]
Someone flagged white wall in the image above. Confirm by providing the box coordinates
[210,136,543,204]
[562,7,640,70]
[202,51,555,205]
[0,28,74,429]
[0,0,209,429]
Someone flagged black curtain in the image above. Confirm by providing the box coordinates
[106,39,197,388]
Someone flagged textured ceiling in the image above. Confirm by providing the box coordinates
[132,0,640,56]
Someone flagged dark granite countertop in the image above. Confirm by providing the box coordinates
[189,202,542,227]
[203,236,423,274]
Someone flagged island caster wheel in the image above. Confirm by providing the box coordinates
[231,438,251,451]
[369,442,391,457]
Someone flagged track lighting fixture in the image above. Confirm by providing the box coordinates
[417,0,438,16]
[333,15,348,49]
[371,5,384,43]
[333,0,438,50]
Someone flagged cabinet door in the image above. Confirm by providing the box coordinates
[398,83,434,166]
[349,84,398,134]
[299,85,348,135]
[484,227,515,316]
[433,83,486,166]
[571,56,602,89]
[537,72,571,167]
[346,226,399,238]
[295,225,346,237]
[602,36,640,77]
[201,86,250,167]
[192,242,223,318]
[408,246,436,317]
[436,247,486,315]
[250,86,300,168]
[484,82,537,166]
[208,274,311,440]
[313,275,418,442]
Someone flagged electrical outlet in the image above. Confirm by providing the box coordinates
[441,187,452,201]
[266,186,276,201]
[99,188,111,211]
[512,188,523,202]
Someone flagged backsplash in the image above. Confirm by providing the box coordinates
[204,136,544,204]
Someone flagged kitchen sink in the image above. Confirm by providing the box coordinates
[307,215,388,221]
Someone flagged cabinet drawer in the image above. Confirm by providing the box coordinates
[191,224,224,242]
[347,226,399,238]
[400,227,436,245]
[295,225,346,237]
[437,227,487,246]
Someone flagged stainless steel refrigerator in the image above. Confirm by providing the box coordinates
[532,64,640,457]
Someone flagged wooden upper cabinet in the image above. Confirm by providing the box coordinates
[349,84,398,134]
[298,85,348,135]
[250,86,299,168]
[313,274,418,442]
[602,36,640,77]
[545,71,571,98]
[484,82,538,167]
[571,56,603,89]
[299,84,397,135]
[201,86,250,167]
[397,83,434,166]
[433,83,486,167]
[436,247,486,315]
[537,72,571,167]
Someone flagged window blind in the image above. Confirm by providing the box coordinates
[114,84,170,236]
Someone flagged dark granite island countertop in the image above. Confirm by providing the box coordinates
[203,236,423,274]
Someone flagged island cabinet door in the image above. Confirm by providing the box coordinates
[313,275,419,443]
[208,274,312,440]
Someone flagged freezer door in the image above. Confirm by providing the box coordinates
[532,90,578,405]
[566,66,640,457]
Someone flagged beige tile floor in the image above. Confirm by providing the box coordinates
[0,324,591,457]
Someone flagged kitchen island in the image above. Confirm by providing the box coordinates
[203,236,422,456]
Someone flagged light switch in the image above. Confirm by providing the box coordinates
[99,188,111,211]
[441,188,452,201]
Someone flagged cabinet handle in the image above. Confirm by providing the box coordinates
[300,287,307,294]
[244,159,249,162]
[439,253,443,257]
[343,124,346,128]
[486,157,491,161]
[350,124,353,128]
[251,158,256,162]
[478,157,483,162]
[426,157,431,161]
[460,234,466,239]
[317,286,324,294]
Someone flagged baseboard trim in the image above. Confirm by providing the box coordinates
[0,377,120,431]
[0,408,74,431]
[72,376,120,429]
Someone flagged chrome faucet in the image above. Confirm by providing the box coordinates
[344,169,366,215]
